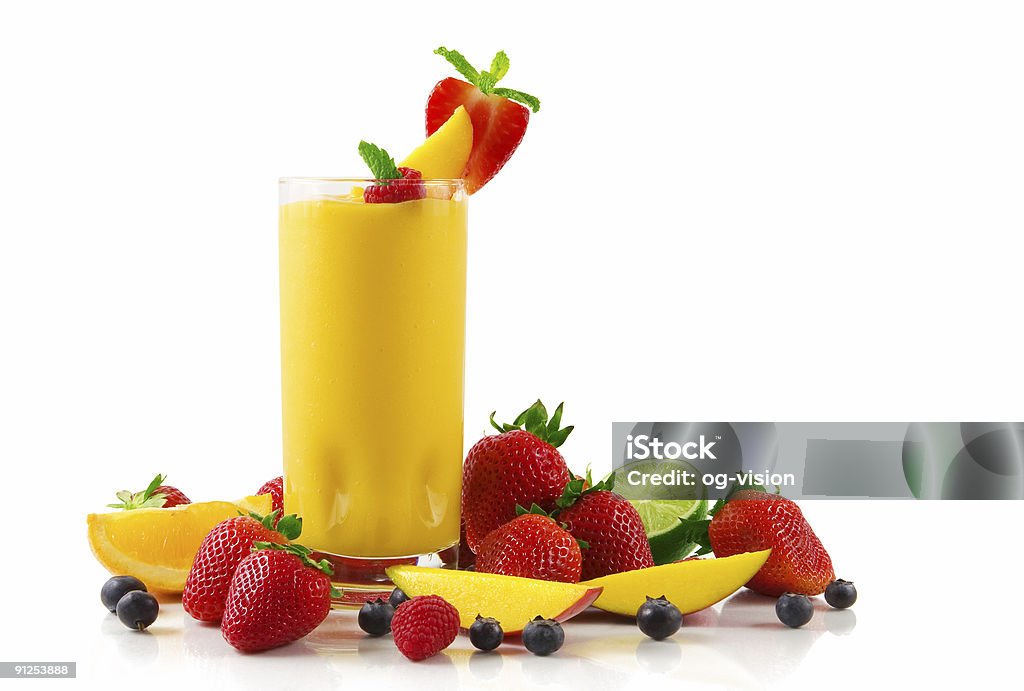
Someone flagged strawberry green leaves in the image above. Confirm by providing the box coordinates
[107,474,170,510]
[489,400,573,447]
[434,46,541,113]
[252,542,333,577]
[555,467,614,510]
[358,141,402,181]
[247,510,303,541]
[252,542,341,598]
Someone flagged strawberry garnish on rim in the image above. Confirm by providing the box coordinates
[427,47,540,194]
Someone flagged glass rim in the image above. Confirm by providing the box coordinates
[279,177,464,186]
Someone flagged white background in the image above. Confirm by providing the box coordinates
[1,1,1022,689]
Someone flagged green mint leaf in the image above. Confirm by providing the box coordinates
[489,51,510,82]
[492,87,541,113]
[477,72,497,93]
[434,46,480,83]
[357,141,401,181]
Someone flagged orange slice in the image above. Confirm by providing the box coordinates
[386,565,601,633]
[87,495,272,593]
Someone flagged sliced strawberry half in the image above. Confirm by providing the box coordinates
[426,47,540,194]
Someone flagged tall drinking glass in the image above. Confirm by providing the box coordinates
[278,178,467,604]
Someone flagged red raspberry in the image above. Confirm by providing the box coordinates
[390,595,460,661]
[363,167,427,204]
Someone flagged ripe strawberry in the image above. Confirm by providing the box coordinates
[427,47,540,194]
[391,595,460,661]
[221,543,337,653]
[476,512,582,583]
[183,512,301,622]
[457,521,475,570]
[555,471,655,580]
[153,484,191,507]
[461,400,573,553]
[107,473,190,510]
[256,476,284,524]
[706,490,835,597]
[358,141,426,204]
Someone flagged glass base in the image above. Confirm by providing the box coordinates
[314,542,459,608]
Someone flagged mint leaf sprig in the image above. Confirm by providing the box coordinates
[358,141,402,181]
[434,47,541,113]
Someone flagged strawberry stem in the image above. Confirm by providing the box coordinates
[489,400,573,447]
[252,541,335,577]
[106,473,170,510]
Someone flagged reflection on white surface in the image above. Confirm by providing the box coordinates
[85,588,863,690]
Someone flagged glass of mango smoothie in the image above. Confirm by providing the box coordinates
[278,177,467,604]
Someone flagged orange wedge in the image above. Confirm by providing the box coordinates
[87,495,272,593]
[387,565,601,633]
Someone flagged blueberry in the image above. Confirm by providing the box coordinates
[115,590,159,631]
[636,595,683,640]
[775,593,813,628]
[824,579,857,609]
[522,616,564,656]
[101,576,147,613]
[358,597,395,636]
[469,615,504,651]
[389,587,410,609]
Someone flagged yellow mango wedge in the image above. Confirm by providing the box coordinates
[399,106,473,179]
[87,495,272,593]
[583,549,771,615]
[387,565,602,633]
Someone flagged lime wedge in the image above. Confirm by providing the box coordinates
[631,498,708,565]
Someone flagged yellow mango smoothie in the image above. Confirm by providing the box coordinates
[279,179,467,572]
